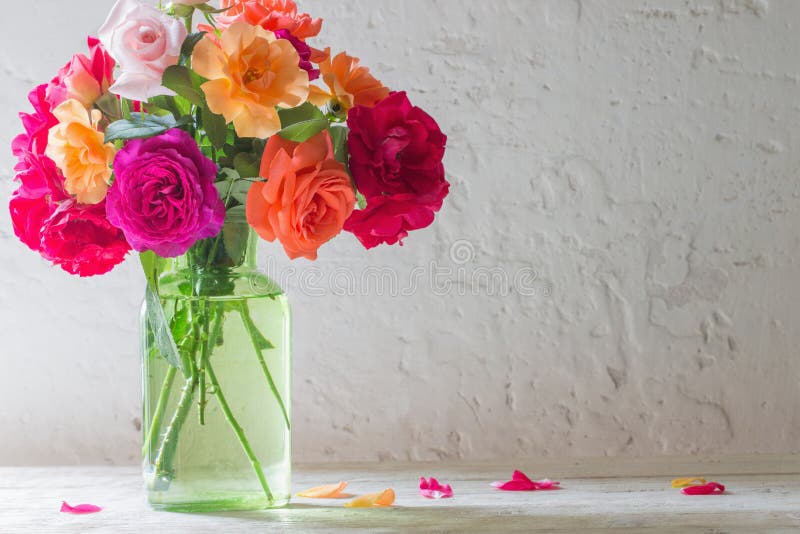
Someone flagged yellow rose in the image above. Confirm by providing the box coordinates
[192,22,310,139]
[46,99,116,205]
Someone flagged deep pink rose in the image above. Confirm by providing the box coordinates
[347,91,448,204]
[46,36,115,109]
[274,29,319,81]
[343,193,437,249]
[9,153,68,253]
[13,84,57,158]
[106,129,225,257]
[40,200,131,277]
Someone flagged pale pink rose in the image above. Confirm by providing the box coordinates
[98,0,187,102]
[174,0,208,4]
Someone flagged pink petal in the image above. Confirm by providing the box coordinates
[533,479,561,490]
[419,477,454,499]
[511,470,534,484]
[493,470,561,491]
[60,501,102,514]
[682,482,726,495]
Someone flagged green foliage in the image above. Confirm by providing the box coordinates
[277,119,329,143]
[179,32,207,66]
[233,152,261,178]
[278,102,325,127]
[162,65,206,107]
[329,124,350,166]
[201,106,228,149]
[104,113,189,143]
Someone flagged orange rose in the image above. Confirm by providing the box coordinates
[216,0,322,40]
[246,130,355,260]
[308,48,390,112]
[192,22,310,139]
[45,99,116,205]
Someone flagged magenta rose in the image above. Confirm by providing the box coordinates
[106,128,225,257]
[40,200,131,277]
[347,91,448,203]
[343,193,438,249]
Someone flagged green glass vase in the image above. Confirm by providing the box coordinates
[140,221,291,512]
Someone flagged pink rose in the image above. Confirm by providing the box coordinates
[47,37,115,109]
[40,200,131,277]
[98,0,187,102]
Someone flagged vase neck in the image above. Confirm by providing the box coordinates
[167,222,259,275]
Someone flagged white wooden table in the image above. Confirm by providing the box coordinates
[1,455,799,532]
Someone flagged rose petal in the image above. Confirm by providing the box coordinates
[60,501,102,514]
[344,489,395,508]
[296,481,351,499]
[493,470,561,491]
[672,477,707,489]
[682,482,726,495]
[532,479,561,490]
[419,477,454,499]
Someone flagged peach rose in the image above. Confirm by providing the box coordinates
[45,99,116,205]
[308,48,390,112]
[246,130,355,260]
[192,22,309,139]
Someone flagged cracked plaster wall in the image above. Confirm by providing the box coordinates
[0,0,798,465]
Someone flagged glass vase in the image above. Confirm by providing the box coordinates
[140,220,291,512]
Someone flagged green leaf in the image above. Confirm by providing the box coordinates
[239,305,275,350]
[95,93,122,121]
[277,118,329,143]
[356,192,367,210]
[104,113,187,143]
[145,286,187,377]
[278,102,325,128]
[147,95,182,120]
[162,65,205,107]
[233,152,261,178]
[225,205,247,223]
[329,124,350,166]
[180,32,207,66]
[140,251,159,291]
[201,106,228,149]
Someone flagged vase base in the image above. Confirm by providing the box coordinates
[148,494,290,513]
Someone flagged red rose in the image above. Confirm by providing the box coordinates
[343,193,438,249]
[40,200,130,277]
[345,92,448,248]
[347,91,448,204]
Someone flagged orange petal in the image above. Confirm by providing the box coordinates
[671,477,707,488]
[296,481,349,499]
[344,489,395,508]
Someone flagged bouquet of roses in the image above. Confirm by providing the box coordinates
[9,0,448,277]
[8,0,449,509]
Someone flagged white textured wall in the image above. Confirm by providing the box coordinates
[1,0,799,465]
